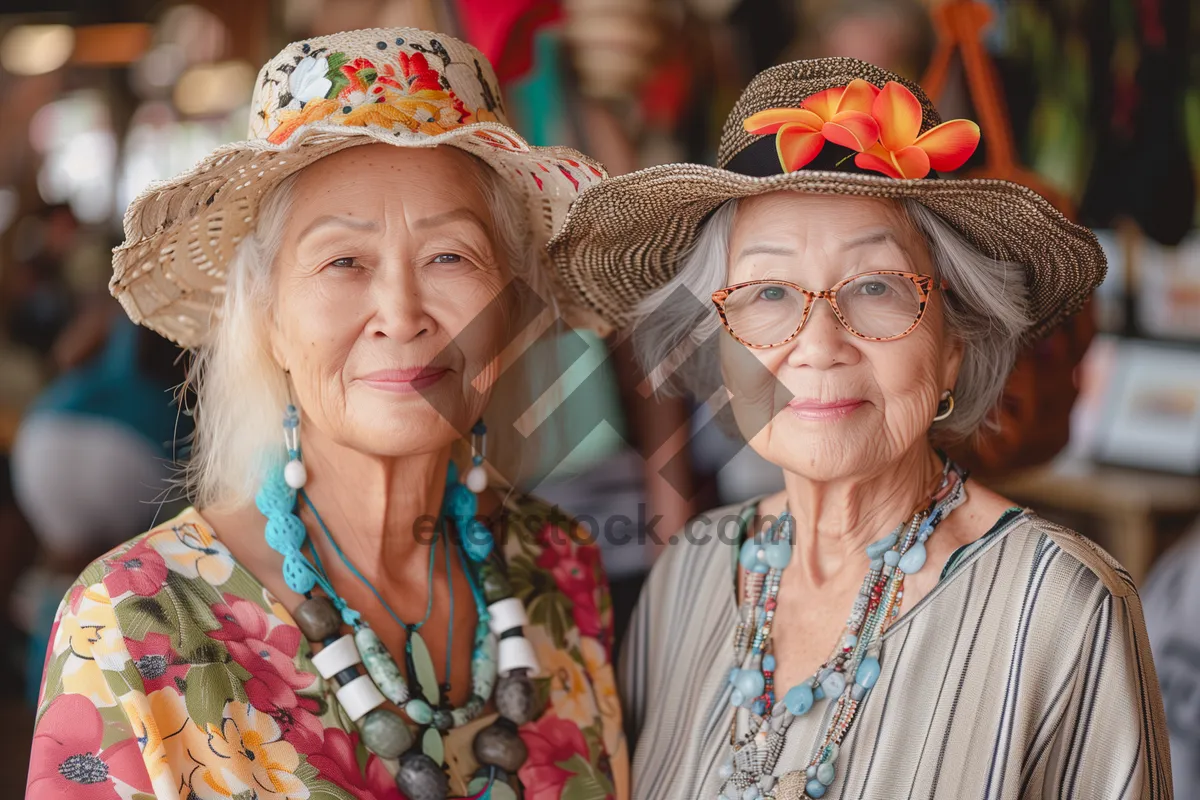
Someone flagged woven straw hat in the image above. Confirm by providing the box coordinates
[548,57,1105,341]
[110,28,607,347]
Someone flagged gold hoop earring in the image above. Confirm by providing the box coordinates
[933,390,955,422]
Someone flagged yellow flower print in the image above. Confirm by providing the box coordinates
[120,688,189,796]
[580,636,621,754]
[56,585,125,706]
[529,626,598,729]
[189,701,309,800]
[150,522,235,585]
[155,688,212,789]
[266,98,339,145]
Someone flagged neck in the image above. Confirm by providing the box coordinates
[778,444,942,586]
[297,424,452,588]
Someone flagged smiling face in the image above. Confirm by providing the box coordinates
[269,143,512,457]
[719,192,962,481]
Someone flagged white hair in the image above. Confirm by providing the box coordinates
[633,197,1031,445]
[185,150,539,510]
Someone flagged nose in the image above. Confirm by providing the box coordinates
[785,297,860,369]
[366,260,437,342]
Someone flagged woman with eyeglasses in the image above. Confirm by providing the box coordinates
[549,58,1170,799]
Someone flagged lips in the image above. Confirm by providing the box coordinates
[358,366,451,393]
[786,398,866,421]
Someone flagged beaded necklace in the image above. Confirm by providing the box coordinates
[257,462,542,800]
[719,459,968,800]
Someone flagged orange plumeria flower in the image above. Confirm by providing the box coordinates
[743,79,883,172]
[854,81,980,179]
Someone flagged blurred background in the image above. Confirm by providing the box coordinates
[0,0,1198,794]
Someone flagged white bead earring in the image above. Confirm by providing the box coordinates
[283,404,308,489]
[465,420,488,493]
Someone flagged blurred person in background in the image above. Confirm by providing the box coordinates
[553,58,1169,798]
[1142,520,1200,800]
[12,299,190,574]
[27,28,626,800]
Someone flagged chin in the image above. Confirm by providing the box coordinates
[749,415,889,483]
[346,402,465,456]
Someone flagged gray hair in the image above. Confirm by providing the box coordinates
[185,151,537,510]
[633,197,1031,445]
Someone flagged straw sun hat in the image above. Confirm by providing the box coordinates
[548,57,1105,341]
[110,28,607,347]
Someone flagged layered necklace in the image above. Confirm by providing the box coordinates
[258,411,536,800]
[718,459,968,800]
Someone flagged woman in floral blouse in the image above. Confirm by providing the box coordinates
[27,28,625,800]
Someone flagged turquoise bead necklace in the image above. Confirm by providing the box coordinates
[719,459,968,800]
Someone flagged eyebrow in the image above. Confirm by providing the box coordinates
[413,207,489,232]
[296,207,489,244]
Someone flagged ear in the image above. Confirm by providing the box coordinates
[940,333,965,393]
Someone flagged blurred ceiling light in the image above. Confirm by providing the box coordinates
[0,25,74,76]
[173,60,255,117]
[71,23,152,65]
[157,4,227,65]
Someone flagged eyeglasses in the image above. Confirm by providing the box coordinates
[711,271,945,348]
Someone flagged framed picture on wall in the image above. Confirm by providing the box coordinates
[1094,339,1200,474]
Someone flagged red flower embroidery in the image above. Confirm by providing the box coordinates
[535,526,604,639]
[398,52,441,93]
[307,728,403,800]
[242,652,325,754]
[124,632,188,693]
[518,715,592,800]
[102,540,167,598]
[27,694,153,799]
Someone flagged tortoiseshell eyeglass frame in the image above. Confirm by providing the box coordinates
[710,270,948,348]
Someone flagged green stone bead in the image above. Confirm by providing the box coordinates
[405,698,433,725]
[293,597,340,642]
[468,773,517,800]
[421,727,445,766]
[471,631,498,700]
[355,626,409,704]
[358,708,414,759]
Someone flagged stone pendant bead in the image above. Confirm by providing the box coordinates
[405,698,433,725]
[471,629,499,699]
[473,719,529,773]
[820,670,846,698]
[865,532,898,559]
[494,669,538,724]
[432,709,454,732]
[806,778,828,798]
[293,596,341,642]
[421,727,445,766]
[355,626,410,705]
[358,708,414,759]
[817,761,836,786]
[394,751,448,800]
[774,770,807,800]
[898,541,928,573]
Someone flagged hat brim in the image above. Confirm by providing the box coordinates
[548,164,1105,342]
[111,120,607,347]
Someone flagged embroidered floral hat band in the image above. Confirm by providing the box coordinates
[109,28,608,347]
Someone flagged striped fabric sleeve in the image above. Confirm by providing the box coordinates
[1042,588,1174,799]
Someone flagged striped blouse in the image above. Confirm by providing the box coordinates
[620,505,1172,799]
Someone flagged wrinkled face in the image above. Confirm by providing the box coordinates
[719,192,962,481]
[270,144,511,457]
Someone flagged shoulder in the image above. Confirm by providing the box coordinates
[76,508,239,603]
[957,512,1141,636]
[498,493,613,643]
[640,500,749,606]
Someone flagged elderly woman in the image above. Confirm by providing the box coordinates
[27,29,626,800]
[550,59,1170,799]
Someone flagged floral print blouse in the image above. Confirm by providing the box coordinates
[27,495,627,800]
